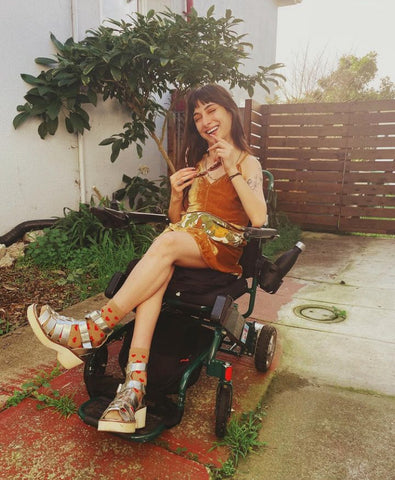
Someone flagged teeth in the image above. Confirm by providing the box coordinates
[207,126,218,135]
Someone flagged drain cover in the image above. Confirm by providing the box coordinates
[293,304,345,323]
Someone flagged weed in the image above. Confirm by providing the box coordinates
[33,390,77,417]
[332,306,347,320]
[0,317,12,336]
[210,404,267,479]
[3,365,75,417]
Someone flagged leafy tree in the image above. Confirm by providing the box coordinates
[13,7,284,172]
[276,50,394,103]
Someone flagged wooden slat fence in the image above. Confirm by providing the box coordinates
[244,99,395,234]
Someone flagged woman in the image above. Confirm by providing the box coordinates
[27,84,267,434]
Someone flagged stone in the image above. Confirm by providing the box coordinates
[0,244,6,260]
[0,253,14,268]
[7,242,25,260]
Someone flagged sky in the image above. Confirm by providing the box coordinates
[276,0,395,89]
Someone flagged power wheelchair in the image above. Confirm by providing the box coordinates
[78,178,300,442]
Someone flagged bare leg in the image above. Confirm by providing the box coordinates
[130,266,174,350]
[112,230,208,314]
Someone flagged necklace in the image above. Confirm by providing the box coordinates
[205,154,222,180]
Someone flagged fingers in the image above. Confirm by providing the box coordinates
[170,167,196,190]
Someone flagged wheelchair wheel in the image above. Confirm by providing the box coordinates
[254,325,277,373]
[215,382,233,438]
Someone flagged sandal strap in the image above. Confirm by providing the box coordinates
[85,310,113,335]
[102,381,144,423]
[38,306,115,350]
[126,362,147,375]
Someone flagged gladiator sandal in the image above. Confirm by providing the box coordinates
[97,363,147,434]
[27,304,113,369]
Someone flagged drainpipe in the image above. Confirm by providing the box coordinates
[186,0,193,14]
[71,0,87,203]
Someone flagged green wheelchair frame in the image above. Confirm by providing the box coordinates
[78,171,280,442]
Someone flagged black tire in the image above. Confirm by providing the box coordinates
[254,325,277,373]
[215,383,233,438]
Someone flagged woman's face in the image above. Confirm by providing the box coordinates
[192,101,233,146]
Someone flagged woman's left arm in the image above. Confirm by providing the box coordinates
[209,137,267,226]
[229,155,267,227]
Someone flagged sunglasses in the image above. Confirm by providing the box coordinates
[195,159,222,178]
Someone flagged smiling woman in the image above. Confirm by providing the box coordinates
[26,84,267,436]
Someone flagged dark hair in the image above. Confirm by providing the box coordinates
[180,84,251,168]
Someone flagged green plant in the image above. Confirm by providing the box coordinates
[115,174,170,213]
[14,7,284,172]
[332,306,347,320]
[210,405,266,479]
[32,390,77,418]
[262,212,302,259]
[3,366,75,417]
[0,318,12,336]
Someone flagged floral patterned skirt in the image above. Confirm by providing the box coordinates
[163,212,246,275]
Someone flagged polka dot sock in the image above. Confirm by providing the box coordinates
[65,299,126,349]
[127,347,150,400]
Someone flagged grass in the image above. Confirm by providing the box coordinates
[210,403,267,479]
[3,365,77,417]
[0,318,12,336]
[262,213,302,259]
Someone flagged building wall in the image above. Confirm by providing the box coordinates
[0,0,280,235]
[0,0,168,235]
[194,0,280,105]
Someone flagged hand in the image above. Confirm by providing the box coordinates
[208,136,240,175]
[170,167,196,195]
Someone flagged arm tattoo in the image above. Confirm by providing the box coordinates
[246,172,263,192]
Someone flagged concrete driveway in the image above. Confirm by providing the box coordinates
[236,232,395,480]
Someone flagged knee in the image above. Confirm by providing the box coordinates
[146,232,179,261]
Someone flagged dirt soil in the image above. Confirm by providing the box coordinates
[0,263,82,333]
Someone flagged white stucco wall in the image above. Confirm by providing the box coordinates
[0,0,281,236]
[0,0,169,236]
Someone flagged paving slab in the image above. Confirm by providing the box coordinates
[234,232,395,479]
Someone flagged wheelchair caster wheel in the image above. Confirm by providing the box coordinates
[215,383,233,438]
[254,324,277,373]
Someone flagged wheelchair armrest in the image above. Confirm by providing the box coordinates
[91,206,169,228]
[243,226,278,240]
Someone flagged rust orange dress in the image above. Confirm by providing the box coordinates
[165,153,250,275]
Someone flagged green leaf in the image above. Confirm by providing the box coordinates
[99,137,115,146]
[21,74,44,86]
[110,67,122,81]
[69,112,85,134]
[38,121,48,139]
[207,5,215,17]
[110,139,122,162]
[47,117,59,135]
[136,143,143,158]
[35,57,56,66]
[86,90,97,106]
[50,33,65,52]
[13,112,30,129]
[47,100,61,120]
[160,58,169,67]
[65,117,74,133]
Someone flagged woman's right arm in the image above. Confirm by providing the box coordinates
[168,167,197,223]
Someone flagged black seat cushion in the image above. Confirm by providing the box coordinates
[124,260,249,308]
[164,266,248,307]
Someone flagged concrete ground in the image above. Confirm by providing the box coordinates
[236,232,395,480]
[0,232,394,479]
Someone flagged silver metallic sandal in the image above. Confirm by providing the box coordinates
[97,363,147,434]
[27,304,112,369]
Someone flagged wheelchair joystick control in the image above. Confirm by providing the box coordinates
[259,242,305,294]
